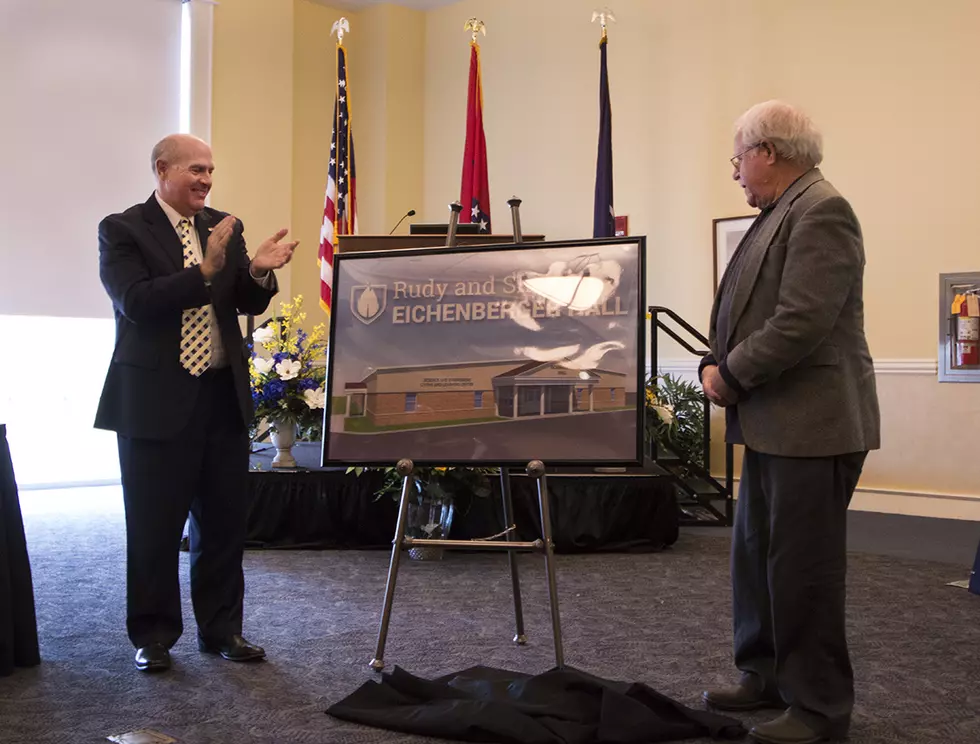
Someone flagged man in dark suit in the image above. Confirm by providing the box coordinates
[96,134,297,672]
[699,102,880,744]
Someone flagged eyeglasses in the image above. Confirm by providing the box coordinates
[730,142,763,170]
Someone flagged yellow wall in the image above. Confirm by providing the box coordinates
[213,0,980,514]
[290,0,351,324]
[211,0,295,308]
[287,1,425,325]
[420,0,980,514]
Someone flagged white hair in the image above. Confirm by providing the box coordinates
[735,100,823,167]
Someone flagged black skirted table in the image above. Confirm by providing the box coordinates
[245,444,679,553]
[0,424,40,676]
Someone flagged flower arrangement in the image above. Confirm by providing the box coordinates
[249,295,327,440]
[645,372,706,471]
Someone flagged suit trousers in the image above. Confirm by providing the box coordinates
[117,367,248,649]
[732,448,867,734]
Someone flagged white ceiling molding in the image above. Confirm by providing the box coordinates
[311,0,462,12]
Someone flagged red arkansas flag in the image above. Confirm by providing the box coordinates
[459,42,491,232]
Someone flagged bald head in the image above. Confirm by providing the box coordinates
[151,134,210,176]
[152,134,215,217]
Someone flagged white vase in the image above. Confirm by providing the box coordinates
[270,420,297,468]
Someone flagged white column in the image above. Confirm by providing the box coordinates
[539,387,545,416]
[589,388,594,412]
[186,0,215,142]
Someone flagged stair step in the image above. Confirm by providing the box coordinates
[681,476,724,496]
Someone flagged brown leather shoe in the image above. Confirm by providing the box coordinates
[702,682,784,711]
[750,711,837,743]
[134,643,171,672]
[197,634,266,662]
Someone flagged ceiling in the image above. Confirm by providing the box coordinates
[312,0,463,12]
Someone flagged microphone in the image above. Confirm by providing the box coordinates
[389,209,416,234]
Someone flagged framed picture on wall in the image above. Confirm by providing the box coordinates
[713,215,756,290]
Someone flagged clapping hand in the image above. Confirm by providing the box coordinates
[252,229,299,274]
[201,215,237,281]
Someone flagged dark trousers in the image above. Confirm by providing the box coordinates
[732,448,867,734]
[117,368,248,649]
[1,424,40,675]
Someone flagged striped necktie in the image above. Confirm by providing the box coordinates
[177,218,213,376]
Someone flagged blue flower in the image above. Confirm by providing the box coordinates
[298,378,318,391]
[264,379,287,403]
[273,352,291,364]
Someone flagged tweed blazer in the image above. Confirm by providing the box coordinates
[704,168,881,457]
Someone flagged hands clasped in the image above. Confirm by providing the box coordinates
[702,365,738,407]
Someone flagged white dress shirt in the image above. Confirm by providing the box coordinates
[155,192,273,369]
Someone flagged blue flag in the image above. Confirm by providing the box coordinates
[593,36,614,238]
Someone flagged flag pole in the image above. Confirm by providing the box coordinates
[464,17,486,44]
[591,8,616,239]
[319,16,353,318]
[591,7,616,40]
[459,18,492,233]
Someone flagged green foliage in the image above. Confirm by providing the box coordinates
[645,372,706,471]
[348,465,497,504]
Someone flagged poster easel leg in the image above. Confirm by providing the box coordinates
[528,460,564,669]
[370,458,414,671]
[500,468,527,644]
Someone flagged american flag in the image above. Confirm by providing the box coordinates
[319,44,357,315]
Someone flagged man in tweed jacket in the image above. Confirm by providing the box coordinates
[699,101,881,744]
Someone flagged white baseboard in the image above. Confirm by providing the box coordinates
[727,478,980,521]
[19,478,122,491]
[656,358,938,376]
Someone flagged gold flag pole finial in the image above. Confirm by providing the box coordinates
[464,18,486,44]
[331,17,350,45]
[591,8,616,40]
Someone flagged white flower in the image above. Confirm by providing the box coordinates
[275,359,302,380]
[252,326,275,344]
[653,404,675,426]
[253,357,274,375]
[303,387,326,409]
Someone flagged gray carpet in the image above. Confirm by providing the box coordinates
[1,491,978,744]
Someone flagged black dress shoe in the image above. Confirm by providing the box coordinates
[197,634,266,662]
[134,643,171,672]
[750,711,839,744]
[703,682,785,711]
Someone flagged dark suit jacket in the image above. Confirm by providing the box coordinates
[702,169,881,457]
[95,194,277,440]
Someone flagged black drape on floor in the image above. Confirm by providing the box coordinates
[246,444,679,553]
[327,665,746,743]
[0,424,40,676]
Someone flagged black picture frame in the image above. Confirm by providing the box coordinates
[320,236,647,468]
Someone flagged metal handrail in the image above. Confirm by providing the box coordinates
[647,305,733,526]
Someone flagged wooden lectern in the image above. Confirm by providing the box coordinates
[337,234,545,254]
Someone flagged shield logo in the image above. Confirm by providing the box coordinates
[350,284,387,325]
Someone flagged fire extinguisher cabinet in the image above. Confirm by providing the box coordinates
[939,272,980,382]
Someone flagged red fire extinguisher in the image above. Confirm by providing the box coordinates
[955,295,979,367]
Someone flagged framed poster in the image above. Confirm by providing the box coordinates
[321,237,646,467]
[713,215,756,290]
